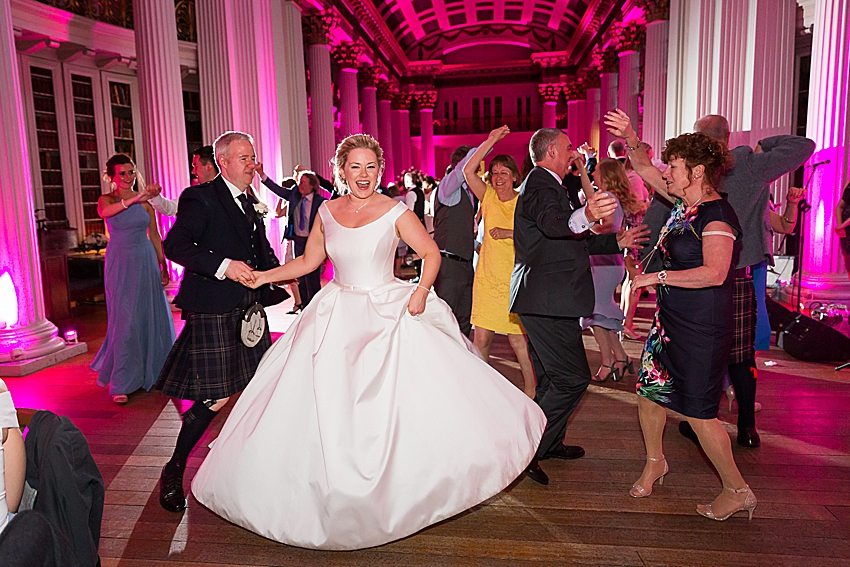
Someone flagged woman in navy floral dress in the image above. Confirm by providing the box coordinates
[611,127,757,522]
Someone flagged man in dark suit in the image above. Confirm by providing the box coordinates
[511,128,647,485]
[155,131,282,512]
[256,165,327,307]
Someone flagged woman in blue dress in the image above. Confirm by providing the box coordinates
[90,155,175,404]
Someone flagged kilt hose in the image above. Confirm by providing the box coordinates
[156,289,271,401]
[729,270,757,365]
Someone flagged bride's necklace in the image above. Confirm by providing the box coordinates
[350,192,375,213]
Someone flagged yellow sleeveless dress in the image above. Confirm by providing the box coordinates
[471,185,524,334]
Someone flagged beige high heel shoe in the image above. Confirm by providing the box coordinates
[697,485,757,521]
[629,455,668,498]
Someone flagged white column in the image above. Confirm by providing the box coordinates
[271,0,311,172]
[542,102,557,129]
[643,18,669,154]
[361,86,379,139]
[567,99,587,146]
[134,0,190,283]
[391,106,404,177]
[338,68,360,137]
[617,51,641,137]
[0,0,65,362]
[306,43,335,180]
[599,72,618,151]
[378,93,395,180]
[585,86,601,152]
[539,83,560,129]
[420,107,435,176]
[196,0,234,142]
[399,108,412,172]
[800,0,850,301]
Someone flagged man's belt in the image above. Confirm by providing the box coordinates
[734,266,752,278]
[440,251,471,263]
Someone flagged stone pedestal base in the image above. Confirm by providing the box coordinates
[0,342,87,377]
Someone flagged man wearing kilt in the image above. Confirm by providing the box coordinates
[156,131,282,512]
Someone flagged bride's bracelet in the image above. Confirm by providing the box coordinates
[415,284,432,294]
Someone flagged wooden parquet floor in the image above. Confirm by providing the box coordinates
[6,300,850,567]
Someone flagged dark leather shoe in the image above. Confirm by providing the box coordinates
[542,444,585,460]
[524,458,549,485]
[737,427,761,448]
[159,463,187,512]
[678,421,701,446]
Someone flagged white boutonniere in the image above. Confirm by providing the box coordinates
[253,201,269,219]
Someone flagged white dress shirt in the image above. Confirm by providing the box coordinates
[214,177,252,280]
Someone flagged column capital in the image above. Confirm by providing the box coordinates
[538,83,563,103]
[376,79,397,101]
[414,90,438,110]
[391,91,413,111]
[358,64,382,89]
[591,45,620,74]
[636,0,670,23]
[580,67,601,89]
[331,41,363,70]
[564,80,587,101]
[302,11,337,45]
[610,20,646,53]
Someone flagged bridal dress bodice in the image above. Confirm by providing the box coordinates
[191,200,545,550]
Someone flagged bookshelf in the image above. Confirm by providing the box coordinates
[71,74,105,236]
[30,66,67,229]
[109,81,136,161]
[183,90,202,158]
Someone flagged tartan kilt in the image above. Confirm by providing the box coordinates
[156,291,271,401]
[728,273,757,365]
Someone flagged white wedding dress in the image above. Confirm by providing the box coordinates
[191,201,546,550]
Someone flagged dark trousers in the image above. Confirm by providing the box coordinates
[293,235,321,306]
[520,314,591,458]
[729,359,757,429]
[433,255,473,337]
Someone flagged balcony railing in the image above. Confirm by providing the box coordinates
[35,0,197,42]
[411,114,543,137]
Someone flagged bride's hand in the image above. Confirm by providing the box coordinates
[246,270,265,289]
[407,287,428,316]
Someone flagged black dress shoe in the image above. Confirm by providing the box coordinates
[160,463,187,512]
[542,444,585,460]
[678,421,701,446]
[524,458,549,485]
[737,427,761,448]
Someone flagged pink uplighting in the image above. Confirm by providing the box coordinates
[0,270,19,329]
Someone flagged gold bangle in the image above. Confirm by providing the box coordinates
[121,198,128,209]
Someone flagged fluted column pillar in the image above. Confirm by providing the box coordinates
[800,0,850,301]
[583,70,601,152]
[332,43,362,138]
[134,0,190,284]
[0,0,65,362]
[565,82,587,146]
[377,81,395,181]
[359,65,380,140]
[197,0,234,142]
[538,83,561,129]
[416,91,437,176]
[272,0,311,172]
[596,46,620,153]
[303,13,335,179]
[613,22,644,139]
[641,0,669,154]
[392,92,412,174]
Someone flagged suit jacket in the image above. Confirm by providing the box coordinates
[262,177,327,240]
[164,176,280,313]
[510,166,620,318]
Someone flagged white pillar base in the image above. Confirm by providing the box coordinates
[0,341,88,377]
[0,319,68,364]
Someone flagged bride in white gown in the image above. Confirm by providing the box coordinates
[191,134,546,550]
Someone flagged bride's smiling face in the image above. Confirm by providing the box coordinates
[343,148,380,196]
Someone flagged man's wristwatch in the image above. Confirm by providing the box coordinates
[657,270,668,285]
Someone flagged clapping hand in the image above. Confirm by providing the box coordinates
[603,108,637,140]
[487,125,511,143]
[585,191,618,223]
[578,142,596,156]
[616,224,651,250]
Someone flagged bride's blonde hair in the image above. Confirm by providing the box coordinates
[333,134,385,194]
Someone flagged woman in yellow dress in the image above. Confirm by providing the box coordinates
[463,126,536,398]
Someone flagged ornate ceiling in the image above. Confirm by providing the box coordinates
[328,0,634,81]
